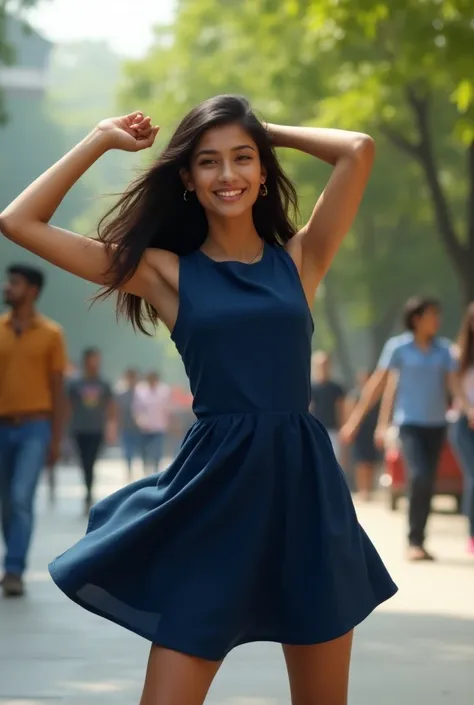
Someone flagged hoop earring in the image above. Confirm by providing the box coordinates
[259,183,268,197]
[183,189,189,201]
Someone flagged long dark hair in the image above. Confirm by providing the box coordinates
[95,94,299,334]
[457,302,474,375]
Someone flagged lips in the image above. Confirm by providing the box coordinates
[213,188,246,201]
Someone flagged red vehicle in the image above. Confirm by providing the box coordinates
[383,438,464,513]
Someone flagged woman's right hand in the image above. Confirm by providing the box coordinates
[96,111,160,152]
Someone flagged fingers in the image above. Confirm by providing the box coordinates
[128,110,145,123]
[131,115,150,132]
[136,125,160,151]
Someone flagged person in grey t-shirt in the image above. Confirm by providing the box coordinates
[67,347,116,514]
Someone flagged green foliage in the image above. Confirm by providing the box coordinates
[118,0,467,374]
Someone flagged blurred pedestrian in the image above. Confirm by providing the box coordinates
[115,368,141,482]
[67,348,117,514]
[343,297,459,561]
[60,361,80,468]
[448,303,474,555]
[344,368,381,501]
[0,264,66,596]
[1,96,396,702]
[310,351,345,462]
[133,371,172,474]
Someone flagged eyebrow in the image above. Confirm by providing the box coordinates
[195,144,256,158]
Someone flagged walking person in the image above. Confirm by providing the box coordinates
[449,303,474,555]
[0,96,397,704]
[0,264,66,596]
[67,347,117,514]
[309,351,345,463]
[133,371,172,475]
[342,297,459,561]
[344,368,381,501]
[115,368,141,482]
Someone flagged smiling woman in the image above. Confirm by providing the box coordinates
[0,94,395,705]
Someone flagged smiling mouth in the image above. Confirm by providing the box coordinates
[213,188,246,201]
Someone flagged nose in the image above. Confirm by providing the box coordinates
[218,159,238,183]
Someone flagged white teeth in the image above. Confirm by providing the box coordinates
[215,189,243,197]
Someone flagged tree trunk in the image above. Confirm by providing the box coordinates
[406,90,474,305]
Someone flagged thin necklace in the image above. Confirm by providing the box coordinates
[247,239,264,264]
[202,239,264,264]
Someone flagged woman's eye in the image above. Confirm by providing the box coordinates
[237,155,252,161]
[199,159,216,166]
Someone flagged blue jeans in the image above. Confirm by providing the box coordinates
[449,416,474,537]
[121,429,140,472]
[398,424,446,547]
[0,419,51,575]
[140,431,164,474]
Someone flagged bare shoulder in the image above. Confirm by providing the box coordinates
[284,230,323,305]
[142,248,179,291]
[284,233,303,274]
[135,248,180,330]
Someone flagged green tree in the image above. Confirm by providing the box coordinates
[118,0,464,378]
[299,0,474,303]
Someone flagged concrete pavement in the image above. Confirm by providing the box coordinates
[1,458,473,705]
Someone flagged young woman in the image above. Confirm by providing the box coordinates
[0,95,397,705]
[449,303,474,555]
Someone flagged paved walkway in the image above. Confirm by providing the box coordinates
[1,459,473,705]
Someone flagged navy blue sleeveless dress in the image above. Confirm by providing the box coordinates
[49,242,397,661]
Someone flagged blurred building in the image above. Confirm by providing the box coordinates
[0,17,51,98]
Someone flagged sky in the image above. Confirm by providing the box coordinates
[28,0,176,57]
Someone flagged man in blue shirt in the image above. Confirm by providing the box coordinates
[342,297,458,561]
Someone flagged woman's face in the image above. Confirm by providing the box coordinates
[183,123,266,220]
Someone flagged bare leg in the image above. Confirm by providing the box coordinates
[139,644,222,705]
[355,462,375,500]
[283,630,353,705]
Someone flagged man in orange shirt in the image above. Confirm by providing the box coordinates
[0,264,67,597]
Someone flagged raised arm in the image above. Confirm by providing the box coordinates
[0,112,159,296]
[267,124,374,301]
